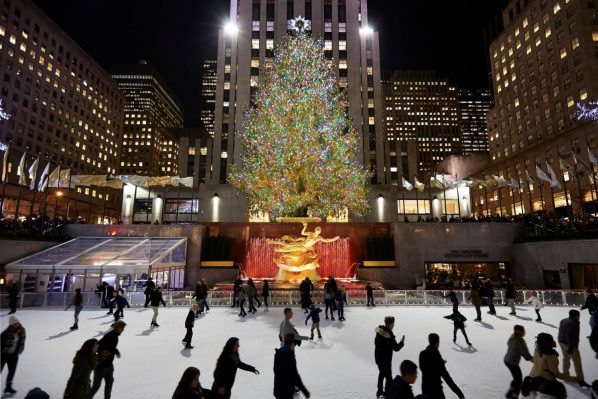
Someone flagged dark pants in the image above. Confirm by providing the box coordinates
[248,296,257,313]
[535,309,542,321]
[452,302,459,313]
[201,296,210,312]
[376,362,392,395]
[505,361,522,396]
[144,293,152,307]
[337,302,344,319]
[422,386,446,399]
[487,296,496,313]
[1,353,18,385]
[183,327,193,347]
[8,299,17,313]
[232,292,238,308]
[367,293,375,306]
[263,296,268,307]
[474,305,481,320]
[453,326,470,344]
[325,299,334,318]
[239,299,246,316]
[91,365,114,399]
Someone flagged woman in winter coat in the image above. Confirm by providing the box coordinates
[524,333,563,395]
[527,291,543,322]
[172,367,212,399]
[503,325,533,399]
[64,338,99,399]
[211,337,259,398]
[323,283,335,320]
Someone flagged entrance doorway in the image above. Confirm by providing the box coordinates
[568,263,598,289]
[424,262,510,289]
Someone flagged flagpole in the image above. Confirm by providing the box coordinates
[175,182,181,223]
[509,181,515,217]
[54,163,61,218]
[65,171,72,220]
[101,185,107,224]
[455,174,461,217]
[132,184,138,224]
[558,159,572,219]
[14,151,26,222]
[0,144,10,215]
[42,159,51,218]
[73,183,79,220]
[414,178,420,216]
[428,174,433,219]
[146,186,151,223]
[87,185,93,223]
[402,189,406,221]
[483,186,489,217]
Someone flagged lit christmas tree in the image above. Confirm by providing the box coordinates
[229,30,370,219]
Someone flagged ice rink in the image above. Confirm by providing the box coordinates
[1,305,596,398]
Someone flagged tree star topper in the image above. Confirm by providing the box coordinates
[290,16,311,33]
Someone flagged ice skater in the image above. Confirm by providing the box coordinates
[238,285,247,317]
[172,367,212,399]
[279,308,308,346]
[506,279,517,315]
[65,288,83,330]
[485,278,496,315]
[444,309,471,346]
[192,281,204,316]
[262,279,269,311]
[274,333,310,399]
[1,316,26,395]
[182,303,198,349]
[443,287,459,313]
[558,309,591,388]
[112,289,130,322]
[247,278,258,314]
[503,325,533,399]
[63,338,99,399]
[419,333,465,399]
[91,320,125,399]
[366,283,376,306]
[200,278,211,313]
[305,304,322,340]
[374,316,405,398]
[150,286,166,327]
[323,283,335,320]
[211,337,260,398]
[469,278,482,321]
[231,279,242,308]
[388,360,421,399]
[527,290,543,322]
[7,283,19,314]
[142,277,155,308]
[335,285,347,321]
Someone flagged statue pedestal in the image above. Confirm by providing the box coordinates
[275,268,322,282]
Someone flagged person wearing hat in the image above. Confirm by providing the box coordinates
[558,309,591,388]
[91,320,126,399]
[1,316,26,395]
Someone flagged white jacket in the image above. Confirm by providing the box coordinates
[527,296,543,309]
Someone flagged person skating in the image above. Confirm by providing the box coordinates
[238,285,247,317]
[65,288,84,330]
[150,286,167,327]
[336,285,347,321]
[366,283,376,306]
[182,304,198,349]
[142,276,155,308]
[524,332,563,395]
[231,279,242,308]
[505,279,517,315]
[374,316,405,398]
[192,281,204,316]
[7,283,19,314]
[279,308,308,346]
[299,277,314,314]
[102,282,115,313]
[1,316,26,395]
[64,338,99,399]
[581,287,598,328]
[485,278,496,315]
[247,278,258,314]
[200,278,211,313]
[443,309,471,346]
[273,333,310,399]
[469,279,482,321]
[211,337,260,399]
[388,360,423,399]
[90,320,125,399]
[504,325,533,399]
[443,287,459,313]
[419,333,465,399]
[323,282,335,320]
[262,279,269,311]
[305,304,322,340]
[527,291,544,322]
[558,309,590,388]
[112,289,130,322]
[172,366,213,399]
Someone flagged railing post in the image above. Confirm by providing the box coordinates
[424,290,428,305]
[384,290,388,305]
[561,291,567,306]
[63,293,68,307]
[289,291,293,306]
[43,292,48,307]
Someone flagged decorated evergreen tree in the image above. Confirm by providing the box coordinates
[229,31,370,219]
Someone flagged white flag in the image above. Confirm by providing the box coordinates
[17,153,27,186]
[535,164,552,184]
[589,147,597,167]
[545,162,561,189]
[28,157,39,190]
[414,177,425,192]
[37,162,50,192]
[401,177,413,191]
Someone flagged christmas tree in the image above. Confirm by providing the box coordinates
[229,31,370,219]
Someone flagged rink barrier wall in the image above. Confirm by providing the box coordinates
[0,289,589,309]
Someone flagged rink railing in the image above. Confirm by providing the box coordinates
[0,289,590,309]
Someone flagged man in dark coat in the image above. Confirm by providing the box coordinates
[505,279,517,315]
[485,279,496,315]
[103,283,115,314]
[150,286,167,327]
[374,316,405,397]
[419,333,464,399]
[182,303,197,349]
[273,334,310,399]
[200,278,211,312]
[7,283,19,314]
[91,320,125,399]
[558,309,590,388]
[443,288,459,313]
[191,282,203,316]
[142,277,155,308]
[1,316,26,395]
[581,287,598,316]
[262,280,270,310]
[388,360,422,399]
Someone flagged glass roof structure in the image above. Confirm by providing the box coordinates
[6,237,187,273]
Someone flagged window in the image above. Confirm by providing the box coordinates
[164,199,199,214]
[397,200,431,214]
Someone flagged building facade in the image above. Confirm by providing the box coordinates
[112,61,184,176]
[383,70,461,183]
[0,0,124,221]
[211,0,385,184]
[200,59,217,138]
[472,0,598,217]
[459,89,491,154]
[170,128,214,188]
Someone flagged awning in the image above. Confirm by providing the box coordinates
[6,236,187,274]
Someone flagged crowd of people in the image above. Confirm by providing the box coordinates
[2,278,598,399]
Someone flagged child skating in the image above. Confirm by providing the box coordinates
[444,309,472,346]
[305,304,322,340]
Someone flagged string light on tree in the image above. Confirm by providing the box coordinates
[0,99,10,121]
[290,16,311,33]
[576,101,598,121]
[229,32,370,219]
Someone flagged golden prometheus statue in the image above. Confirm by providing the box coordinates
[271,222,340,282]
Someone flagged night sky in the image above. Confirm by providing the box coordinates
[32,0,507,127]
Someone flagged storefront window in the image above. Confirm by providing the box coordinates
[443,199,459,215]
[425,262,509,289]
[397,200,431,214]
[165,199,199,214]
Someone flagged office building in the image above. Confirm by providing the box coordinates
[459,89,491,154]
[201,59,217,137]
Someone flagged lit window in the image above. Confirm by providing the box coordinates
[324,40,332,51]
[566,96,574,107]
[251,39,260,49]
[560,48,567,59]
[572,37,580,49]
[545,27,551,38]
[580,88,588,101]
[339,40,347,51]
[266,39,274,50]
[221,151,228,159]
[553,2,561,13]
[251,58,259,67]
[593,32,598,42]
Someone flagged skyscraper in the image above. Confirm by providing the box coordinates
[112,61,184,176]
[383,70,461,181]
[472,0,598,217]
[211,0,385,184]
[459,89,491,154]
[200,60,217,138]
